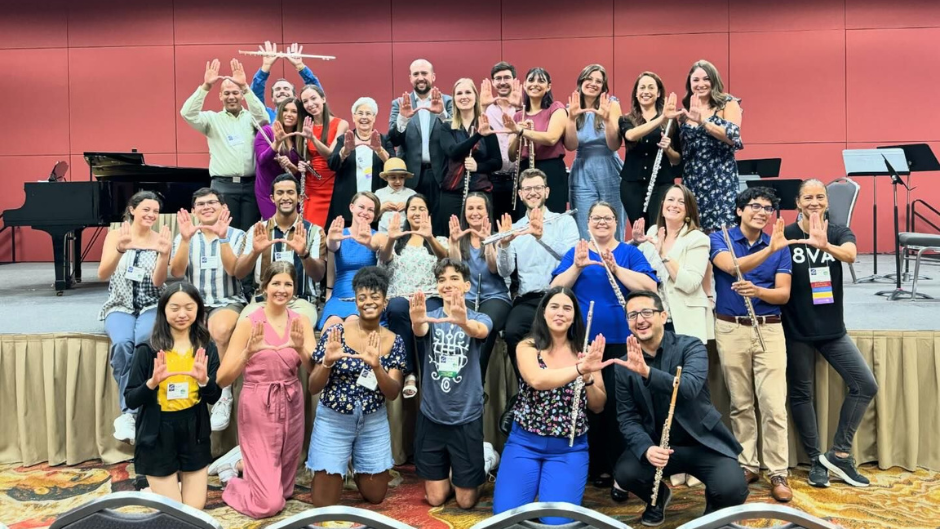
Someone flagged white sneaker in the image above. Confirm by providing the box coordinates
[217,463,237,488]
[208,445,242,476]
[210,395,233,431]
[113,413,136,444]
[483,442,500,477]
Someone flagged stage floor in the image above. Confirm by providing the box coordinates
[1,255,938,335]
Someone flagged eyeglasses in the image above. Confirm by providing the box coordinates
[493,75,514,82]
[354,111,374,118]
[194,199,220,208]
[745,203,775,213]
[520,184,546,193]
[627,309,663,321]
[589,215,616,224]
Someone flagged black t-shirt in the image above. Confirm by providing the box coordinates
[782,222,856,341]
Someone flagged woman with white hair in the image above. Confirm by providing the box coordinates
[327,97,394,225]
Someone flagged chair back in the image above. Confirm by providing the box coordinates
[468,502,628,529]
[267,505,416,529]
[675,504,844,529]
[826,177,860,228]
[50,492,222,529]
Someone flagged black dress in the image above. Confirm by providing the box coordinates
[435,124,501,234]
[327,133,395,226]
[619,115,679,227]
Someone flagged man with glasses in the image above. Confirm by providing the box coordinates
[709,186,793,502]
[483,61,523,220]
[169,188,248,430]
[496,169,579,381]
[613,290,748,527]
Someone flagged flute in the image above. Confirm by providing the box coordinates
[720,225,766,352]
[482,209,578,245]
[651,366,682,506]
[474,273,482,312]
[589,233,628,314]
[642,119,673,213]
[570,300,594,447]
[239,50,335,61]
[462,166,472,214]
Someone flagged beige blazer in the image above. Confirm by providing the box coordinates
[639,224,714,343]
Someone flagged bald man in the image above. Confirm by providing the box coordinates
[388,59,453,230]
[181,58,270,231]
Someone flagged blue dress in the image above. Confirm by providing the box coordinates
[679,95,743,232]
[317,228,378,330]
[569,111,624,239]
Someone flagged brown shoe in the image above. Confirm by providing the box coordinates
[743,468,760,484]
[771,476,792,502]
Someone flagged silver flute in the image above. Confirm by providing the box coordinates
[642,119,674,213]
[589,233,628,313]
[474,273,482,311]
[720,225,766,352]
[462,166,472,214]
[570,300,594,447]
[651,366,683,506]
[482,209,578,245]
[238,50,335,60]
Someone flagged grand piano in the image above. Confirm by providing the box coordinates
[1,152,210,294]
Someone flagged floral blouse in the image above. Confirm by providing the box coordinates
[313,324,406,415]
[384,237,448,299]
[513,351,588,438]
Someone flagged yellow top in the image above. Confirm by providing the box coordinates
[157,348,201,412]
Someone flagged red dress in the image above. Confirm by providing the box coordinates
[303,118,340,228]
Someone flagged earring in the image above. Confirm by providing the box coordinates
[684,216,690,223]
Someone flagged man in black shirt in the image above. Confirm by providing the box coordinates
[612,291,748,526]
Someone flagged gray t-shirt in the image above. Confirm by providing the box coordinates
[417,307,493,425]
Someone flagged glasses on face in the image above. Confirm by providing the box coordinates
[194,199,220,208]
[745,203,775,214]
[520,184,546,194]
[493,75,513,82]
[354,111,374,118]
[590,215,615,224]
[627,309,663,321]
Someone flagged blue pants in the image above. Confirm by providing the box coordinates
[104,309,157,413]
[493,423,589,525]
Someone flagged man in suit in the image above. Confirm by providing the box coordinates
[612,290,748,527]
[388,59,453,232]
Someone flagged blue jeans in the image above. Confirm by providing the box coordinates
[787,333,878,458]
[493,423,589,525]
[104,308,157,413]
[306,402,393,477]
[570,171,624,241]
[386,296,443,375]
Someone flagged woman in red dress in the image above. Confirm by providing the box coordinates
[298,84,348,228]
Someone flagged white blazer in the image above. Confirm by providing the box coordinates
[639,224,714,343]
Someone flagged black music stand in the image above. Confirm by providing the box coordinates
[737,158,782,178]
[746,179,801,211]
[843,148,910,284]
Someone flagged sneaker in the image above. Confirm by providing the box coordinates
[208,446,242,477]
[808,457,830,488]
[113,413,136,444]
[483,442,500,478]
[210,395,233,431]
[820,449,870,487]
[217,463,237,488]
[641,483,671,526]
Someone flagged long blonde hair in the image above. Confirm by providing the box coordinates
[451,78,481,131]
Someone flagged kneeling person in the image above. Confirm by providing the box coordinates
[411,258,494,509]
[613,291,748,527]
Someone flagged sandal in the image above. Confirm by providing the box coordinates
[403,374,418,399]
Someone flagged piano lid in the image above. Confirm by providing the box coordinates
[84,151,210,182]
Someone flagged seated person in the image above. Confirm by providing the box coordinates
[374,157,417,232]
[612,290,748,526]
[410,258,496,509]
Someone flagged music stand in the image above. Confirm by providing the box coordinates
[736,158,782,178]
[746,179,801,211]
[843,149,910,284]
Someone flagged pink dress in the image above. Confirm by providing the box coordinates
[222,308,305,519]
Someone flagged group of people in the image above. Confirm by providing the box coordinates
[94,44,879,527]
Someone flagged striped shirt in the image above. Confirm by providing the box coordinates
[171,228,248,308]
[242,219,326,302]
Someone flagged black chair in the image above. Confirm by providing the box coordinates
[468,502,630,529]
[49,492,222,529]
[266,505,417,529]
[675,504,844,529]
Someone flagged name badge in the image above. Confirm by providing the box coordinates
[226,134,244,147]
[275,250,294,263]
[363,165,373,177]
[125,266,145,282]
[357,367,378,391]
[438,354,461,379]
[809,266,834,305]
[166,382,189,400]
[200,255,220,269]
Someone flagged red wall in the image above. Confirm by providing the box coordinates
[2,0,940,261]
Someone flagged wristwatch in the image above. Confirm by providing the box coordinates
[661,256,671,263]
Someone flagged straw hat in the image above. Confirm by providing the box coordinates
[379,157,414,179]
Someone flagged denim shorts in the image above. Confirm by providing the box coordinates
[306,401,393,477]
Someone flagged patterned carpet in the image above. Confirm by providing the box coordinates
[0,461,938,529]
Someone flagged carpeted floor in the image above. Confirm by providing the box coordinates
[1,461,938,529]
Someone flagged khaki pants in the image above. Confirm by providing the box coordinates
[715,319,788,477]
[238,297,319,326]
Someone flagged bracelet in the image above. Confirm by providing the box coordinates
[322,360,335,369]
[660,256,670,263]
[575,363,583,376]
[298,251,309,260]
[584,375,595,387]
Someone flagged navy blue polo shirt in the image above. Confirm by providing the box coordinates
[709,226,791,317]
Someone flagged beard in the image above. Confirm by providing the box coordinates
[413,82,431,96]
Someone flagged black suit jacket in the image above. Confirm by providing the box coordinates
[387,103,450,192]
[615,331,742,462]
[327,133,394,226]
